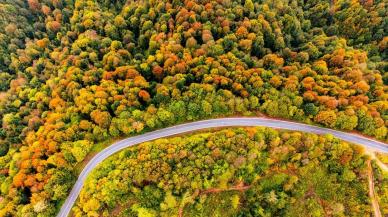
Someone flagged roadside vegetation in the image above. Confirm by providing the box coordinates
[376,152,388,165]
[372,160,388,216]
[0,0,387,215]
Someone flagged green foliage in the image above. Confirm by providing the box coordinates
[372,161,388,216]
[303,103,319,116]
[70,140,93,163]
[74,128,372,216]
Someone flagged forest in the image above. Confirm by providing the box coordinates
[0,0,387,216]
[74,127,381,216]
[372,161,388,215]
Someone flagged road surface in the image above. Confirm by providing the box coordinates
[57,117,388,217]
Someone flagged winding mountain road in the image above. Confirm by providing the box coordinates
[57,117,388,217]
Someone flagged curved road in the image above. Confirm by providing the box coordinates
[57,117,388,217]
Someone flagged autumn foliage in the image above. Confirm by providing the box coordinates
[74,128,374,216]
[0,0,387,216]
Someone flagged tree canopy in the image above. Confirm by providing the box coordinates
[0,0,387,216]
[74,127,374,217]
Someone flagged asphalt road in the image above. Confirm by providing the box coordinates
[57,117,388,217]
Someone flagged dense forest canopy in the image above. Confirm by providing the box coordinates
[74,127,379,216]
[0,0,387,216]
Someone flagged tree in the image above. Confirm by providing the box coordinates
[157,108,174,125]
[315,110,337,127]
[186,37,197,48]
[28,0,41,11]
[90,110,111,128]
[244,0,254,14]
[46,21,61,32]
[13,172,26,188]
[82,198,101,213]
[0,73,13,91]
[353,81,370,93]
[303,103,319,116]
[335,112,358,130]
[263,54,284,69]
[139,90,151,102]
[70,140,93,163]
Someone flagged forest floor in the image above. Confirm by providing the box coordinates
[367,159,382,217]
[365,148,388,217]
[110,198,137,217]
[178,182,250,217]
